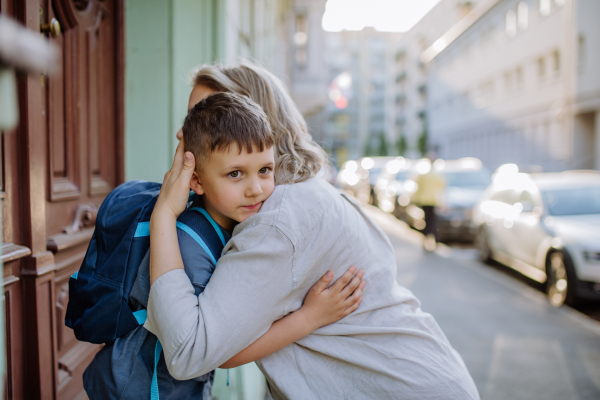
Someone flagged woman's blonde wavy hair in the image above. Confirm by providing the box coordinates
[190,61,327,184]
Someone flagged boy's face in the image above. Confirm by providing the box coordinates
[190,144,275,231]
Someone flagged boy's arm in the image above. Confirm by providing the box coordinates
[220,267,364,368]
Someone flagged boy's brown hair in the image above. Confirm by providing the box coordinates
[182,92,274,170]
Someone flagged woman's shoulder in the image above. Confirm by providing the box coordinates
[231,178,344,245]
[267,178,341,240]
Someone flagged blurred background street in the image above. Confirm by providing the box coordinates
[366,204,600,400]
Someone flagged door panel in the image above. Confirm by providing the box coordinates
[0,0,124,398]
[511,190,548,268]
[48,13,80,201]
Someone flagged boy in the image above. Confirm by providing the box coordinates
[83,92,363,399]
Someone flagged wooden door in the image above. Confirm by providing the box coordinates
[0,0,124,398]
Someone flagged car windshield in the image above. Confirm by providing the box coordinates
[395,171,409,181]
[369,167,382,176]
[368,167,383,184]
[441,170,491,188]
[541,185,600,216]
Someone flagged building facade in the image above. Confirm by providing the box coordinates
[285,0,329,144]
[393,0,481,159]
[424,0,600,171]
[321,28,398,165]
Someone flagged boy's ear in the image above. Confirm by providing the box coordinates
[189,171,205,195]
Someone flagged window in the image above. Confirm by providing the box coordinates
[578,35,586,70]
[539,0,551,15]
[542,186,600,216]
[555,0,565,6]
[506,10,517,37]
[295,15,308,68]
[518,190,534,204]
[504,71,514,90]
[518,2,529,30]
[537,57,546,79]
[492,189,516,204]
[552,50,560,74]
[515,67,523,87]
[517,190,536,212]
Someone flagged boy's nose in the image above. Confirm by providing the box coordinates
[245,178,263,197]
[176,128,183,141]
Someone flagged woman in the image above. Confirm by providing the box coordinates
[146,62,480,399]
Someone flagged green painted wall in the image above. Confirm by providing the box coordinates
[125,0,173,182]
[125,0,223,182]
[170,0,223,155]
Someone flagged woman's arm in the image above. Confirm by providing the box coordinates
[220,267,365,369]
[146,227,296,379]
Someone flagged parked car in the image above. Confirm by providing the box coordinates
[405,157,491,241]
[374,157,414,220]
[473,168,600,306]
[337,156,393,204]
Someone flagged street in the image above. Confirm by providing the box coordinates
[364,205,600,400]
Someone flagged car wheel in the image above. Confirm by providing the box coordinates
[546,251,577,307]
[475,225,492,263]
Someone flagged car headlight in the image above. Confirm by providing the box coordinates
[583,251,600,262]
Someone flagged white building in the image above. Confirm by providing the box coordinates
[393,0,481,158]
[321,28,398,164]
[286,0,329,122]
[423,0,600,171]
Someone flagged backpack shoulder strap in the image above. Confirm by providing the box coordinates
[189,207,226,246]
[176,221,218,266]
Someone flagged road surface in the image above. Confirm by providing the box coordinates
[365,205,600,400]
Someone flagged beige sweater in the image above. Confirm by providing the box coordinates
[146,178,479,400]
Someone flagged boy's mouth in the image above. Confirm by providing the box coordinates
[242,202,262,211]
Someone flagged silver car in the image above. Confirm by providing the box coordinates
[473,169,600,306]
[404,158,491,242]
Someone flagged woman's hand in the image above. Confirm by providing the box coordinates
[153,141,196,220]
[298,266,365,330]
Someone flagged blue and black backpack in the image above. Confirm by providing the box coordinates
[66,180,227,399]
[65,180,163,343]
[65,180,223,343]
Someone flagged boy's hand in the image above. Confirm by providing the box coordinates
[154,141,196,220]
[299,266,365,330]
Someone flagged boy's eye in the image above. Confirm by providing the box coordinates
[259,167,271,174]
[229,171,240,178]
